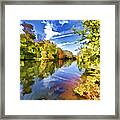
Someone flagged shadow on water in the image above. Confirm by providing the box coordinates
[20,59,85,100]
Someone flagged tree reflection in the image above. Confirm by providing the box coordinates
[20,59,74,95]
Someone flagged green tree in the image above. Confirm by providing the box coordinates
[20,22,37,60]
[73,20,100,100]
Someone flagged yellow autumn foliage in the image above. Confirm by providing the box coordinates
[74,20,100,100]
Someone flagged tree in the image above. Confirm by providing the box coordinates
[20,22,37,60]
[20,22,75,61]
[73,20,100,100]
[64,50,73,59]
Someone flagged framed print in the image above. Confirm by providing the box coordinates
[0,0,119,119]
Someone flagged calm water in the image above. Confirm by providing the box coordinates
[20,60,85,100]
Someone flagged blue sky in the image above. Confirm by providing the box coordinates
[20,20,84,55]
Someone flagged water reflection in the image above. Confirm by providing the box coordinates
[20,60,85,100]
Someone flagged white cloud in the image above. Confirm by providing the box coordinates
[57,41,76,47]
[56,40,84,55]
[20,25,24,34]
[41,20,47,24]
[44,22,60,40]
[52,33,74,39]
[59,20,68,26]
